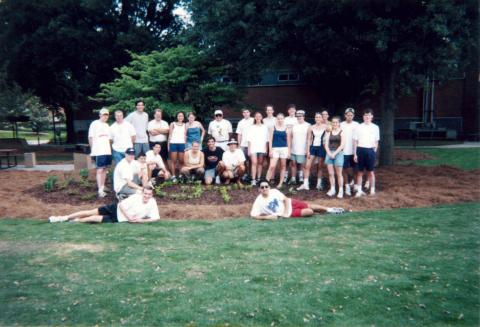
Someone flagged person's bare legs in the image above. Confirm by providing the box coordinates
[178,152,185,170]
[250,154,257,181]
[266,157,278,182]
[335,166,344,197]
[327,164,336,195]
[278,158,286,188]
[73,215,104,223]
[96,168,106,191]
[60,209,99,221]
[309,203,330,213]
[300,208,314,216]
[237,165,246,184]
[290,161,297,182]
[257,156,264,179]
[223,170,233,184]
[368,171,376,194]
[169,152,178,176]
[316,158,325,188]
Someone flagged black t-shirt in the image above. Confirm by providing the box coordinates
[203,147,224,170]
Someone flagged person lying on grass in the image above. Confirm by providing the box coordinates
[250,180,345,220]
[48,186,159,224]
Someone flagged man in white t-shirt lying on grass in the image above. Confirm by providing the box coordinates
[250,180,345,220]
[49,186,159,224]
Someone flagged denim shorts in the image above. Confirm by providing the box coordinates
[325,151,344,167]
[95,155,112,168]
[169,143,186,153]
[291,154,306,164]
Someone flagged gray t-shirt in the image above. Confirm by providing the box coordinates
[126,111,149,143]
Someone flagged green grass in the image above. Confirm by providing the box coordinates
[406,148,480,170]
[0,203,479,326]
[0,130,66,142]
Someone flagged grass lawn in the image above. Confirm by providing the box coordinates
[0,203,478,326]
[405,147,480,170]
[0,129,66,143]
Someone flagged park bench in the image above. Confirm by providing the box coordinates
[0,138,37,168]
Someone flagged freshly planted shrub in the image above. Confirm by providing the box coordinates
[44,176,58,192]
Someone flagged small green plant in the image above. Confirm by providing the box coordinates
[218,186,231,203]
[43,175,58,192]
[60,172,75,189]
[79,168,89,181]
[191,183,203,199]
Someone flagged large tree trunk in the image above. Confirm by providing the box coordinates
[64,106,76,144]
[379,65,397,166]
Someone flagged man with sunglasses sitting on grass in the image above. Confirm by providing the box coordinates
[250,180,345,220]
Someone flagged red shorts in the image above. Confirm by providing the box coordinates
[290,198,309,217]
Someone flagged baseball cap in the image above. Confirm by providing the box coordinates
[296,110,306,116]
[214,109,223,116]
[345,108,355,114]
[227,138,238,145]
[99,108,109,116]
[125,147,135,155]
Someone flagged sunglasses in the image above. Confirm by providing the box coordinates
[260,185,269,189]
[215,114,223,117]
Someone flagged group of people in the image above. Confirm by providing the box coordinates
[48,101,379,223]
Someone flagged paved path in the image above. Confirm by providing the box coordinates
[5,164,74,172]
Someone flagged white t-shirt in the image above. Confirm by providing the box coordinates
[117,193,160,222]
[236,117,254,147]
[222,149,246,170]
[145,150,165,169]
[353,123,380,148]
[284,116,298,130]
[126,111,149,143]
[340,121,359,155]
[88,120,111,156]
[110,121,136,152]
[148,119,169,143]
[250,189,292,218]
[262,117,276,130]
[208,119,233,142]
[113,158,142,193]
[291,122,311,155]
[247,124,269,153]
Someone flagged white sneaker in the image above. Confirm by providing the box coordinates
[345,184,351,196]
[326,188,336,197]
[215,176,221,184]
[337,189,343,199]
[251,179,257,186]
[297,184,310,191]
[288,177,297,185]
[327,207,345,214]
[98,191,107,198]
[316,179,324,190]
[355,190,366,198]
[370,189,376,196]
[364,181,370,190]
[49,216,68,223]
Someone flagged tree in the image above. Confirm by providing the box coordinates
[96,45,241,120]
[0,0,183,142]
[189,0,477,165]
[27,98,51,145]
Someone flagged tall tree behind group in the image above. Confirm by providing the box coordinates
[0,0,182,143]
[189,0,477,165]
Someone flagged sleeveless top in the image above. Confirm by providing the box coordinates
[187,151,201,165]
[329,130,342,151]
[186,126,202,144]
[170,123,186,143]
[272,126,287,148]
[312,126,326,146]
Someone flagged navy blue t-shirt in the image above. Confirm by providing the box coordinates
[203,147,224,170]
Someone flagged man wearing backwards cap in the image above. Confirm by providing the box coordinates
[221,138,246,184]
[340,108,359,196]
[113,147,147,199]
[88,107,112,198]
[208,109,233,151]
[250,179,345,220]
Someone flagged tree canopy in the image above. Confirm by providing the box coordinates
[96,45,241,120]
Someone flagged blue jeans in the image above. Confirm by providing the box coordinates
[112,150,125,165]
[134,143,150,158]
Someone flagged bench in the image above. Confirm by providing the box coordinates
[0,149,19,169]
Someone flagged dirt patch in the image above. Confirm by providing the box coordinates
[1,163,479,220]
[0,241,106,254]
[394,149,434,161]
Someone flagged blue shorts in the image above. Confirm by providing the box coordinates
[343,155,356,169]
[169,143,186,153]
[356,147,376,171]
[95,155,112,168]
[325,151,344,167]
[204,168,216,179]
[134,143,150,157]
[310,145,326,158]
[291,154,306,164]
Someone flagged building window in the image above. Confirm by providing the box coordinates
[277,72,299,82]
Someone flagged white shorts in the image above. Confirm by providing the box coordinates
[272,147,289,159]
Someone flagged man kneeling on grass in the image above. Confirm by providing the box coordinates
[49,186,159,224]
[250,180,345,220]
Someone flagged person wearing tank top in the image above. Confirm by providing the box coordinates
[180,141,205,181]
[266,113,291,188]
[168,112,187,182]
[297,112,327,191]
[185,112,205,151]
[324,116,346,198]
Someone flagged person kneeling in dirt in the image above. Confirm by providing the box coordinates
[49,186,159,224]
[114,147,148,199]
[222,139,246,185]
[250,180,345,220]
[180,141,205,181]
[146,142,171,182]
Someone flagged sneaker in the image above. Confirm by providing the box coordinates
[297,184,309,191]
[283,172,289,183]
[251,179,257,186]
[49,216,68,223]
[355,190,366,198]
[171,176,178,183]
[326,188,336,197]
[364,181,370,190]
[345,184,351,196]
[288,177,297,185]
[316,180,324,191]
[370,189,376,196]
[98,191,107,198]
[215,175,221,184]
[327,207,345,215]
[337,189,343,199]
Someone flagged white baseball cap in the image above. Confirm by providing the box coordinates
[99,108,109,116]
[214,109,223,116]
